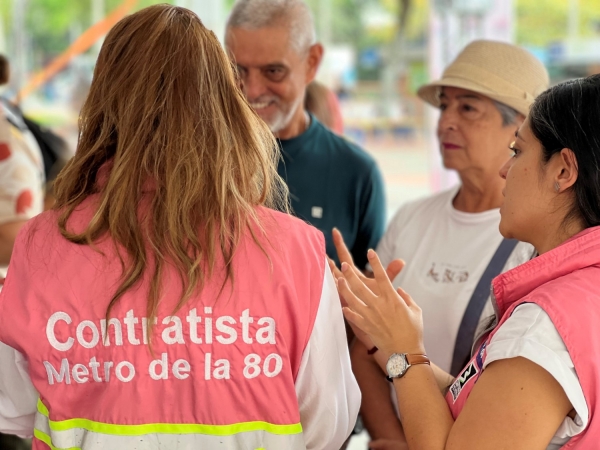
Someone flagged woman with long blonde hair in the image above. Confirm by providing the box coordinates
[0,5,359,450]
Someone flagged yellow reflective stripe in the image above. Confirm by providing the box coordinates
[37,399,302,437]
[33,428,81,450]
[38,399,50,416]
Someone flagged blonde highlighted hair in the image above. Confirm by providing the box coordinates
[53,5,288,333]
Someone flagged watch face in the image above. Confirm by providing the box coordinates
[386,353,408,378]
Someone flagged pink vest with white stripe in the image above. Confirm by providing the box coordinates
[446,227,600,448]
[0,198,325,449]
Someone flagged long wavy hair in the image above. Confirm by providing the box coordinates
[53,5,288,331]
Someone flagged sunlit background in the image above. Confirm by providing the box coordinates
[0,0,599,222]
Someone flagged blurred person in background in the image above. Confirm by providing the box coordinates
[305,80,344,135]
[0,53,45,450]
[333,40,549,448]
[0,55,45,273]
[0,5,359,450]
[225,0,386,271]
[338,73,600,450]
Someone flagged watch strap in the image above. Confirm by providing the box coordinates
[406,354,430,366]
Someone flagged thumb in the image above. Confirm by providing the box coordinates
[385,259,405,283]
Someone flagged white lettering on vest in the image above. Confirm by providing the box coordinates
[173,359,191,380]
[243,354,261,379]
[162,316,185,344]
[215,316,237,344]
[46,312,74,352]
[263,353,283,378]
[44,359,71,385]
[142,317,158,345]
[204,307,213,344]
[115,361,135,382]
[100,318,123,346]
[72,363,89,383]
[89,357,102,382]
[213,359,230,380]
[149,353,169,380]
[124,310,140,345]
[256,317,276,344]
[104,361,114,382]
[186,309,202,344]
[76,320,99,349]
[240,309,254,344]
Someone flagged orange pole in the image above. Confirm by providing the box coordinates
[16,0,138,101]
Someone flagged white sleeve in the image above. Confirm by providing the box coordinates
[0,341,38,437]
[295,260,361,450]
[484,303,588,440]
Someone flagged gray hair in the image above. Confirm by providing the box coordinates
[493,100,521,126]
[226,0,317,53]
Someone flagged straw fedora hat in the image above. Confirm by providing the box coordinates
[417,40,549,116]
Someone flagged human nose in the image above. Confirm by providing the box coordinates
[499,157,512,180]
[241,70,268,101]
[437,107,458,134]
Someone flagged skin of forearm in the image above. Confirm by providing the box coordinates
[393,365,454,450]
[350,341,405,440]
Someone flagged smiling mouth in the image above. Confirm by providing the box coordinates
[250,101,274,111]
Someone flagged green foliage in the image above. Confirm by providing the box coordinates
[2,0,176,60]
[516,0,600,46]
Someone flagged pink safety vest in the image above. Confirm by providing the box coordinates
[446,226,600,448]
[0,197,325,449]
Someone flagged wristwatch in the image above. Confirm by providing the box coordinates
[386,353,430,380]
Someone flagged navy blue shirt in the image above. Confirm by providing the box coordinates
[278,116,386,270]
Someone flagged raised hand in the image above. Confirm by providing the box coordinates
[337,249,425,358]
[331,228,404,296]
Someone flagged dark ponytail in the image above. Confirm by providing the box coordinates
[529,74,600,228]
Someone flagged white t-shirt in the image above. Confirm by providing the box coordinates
[486,303,587,449]
[0,260,359,450]
[377,187,535,372]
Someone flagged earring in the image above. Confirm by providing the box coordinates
[554,181,561,193]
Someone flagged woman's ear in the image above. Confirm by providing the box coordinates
[556,148,578,191]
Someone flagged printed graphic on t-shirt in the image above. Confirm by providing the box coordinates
[426,262,469,284]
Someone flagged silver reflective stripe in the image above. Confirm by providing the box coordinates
[34,412,306,450]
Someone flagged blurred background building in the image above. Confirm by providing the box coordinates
[0,0,599,221]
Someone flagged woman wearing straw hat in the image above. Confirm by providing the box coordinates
[331,40,549,447]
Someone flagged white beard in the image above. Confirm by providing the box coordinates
[249,94,305,135]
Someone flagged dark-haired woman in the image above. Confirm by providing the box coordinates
[337,74,600,449]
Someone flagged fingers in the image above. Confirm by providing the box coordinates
[327,257,343,279]
[367,249,400,299]
[385,259,405,283]
[332,228,354,266]
[342,307,368,334]
[341,262,376,302]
